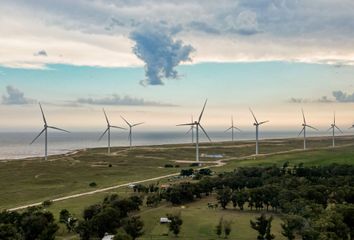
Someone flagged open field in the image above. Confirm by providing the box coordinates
[138,196,286,240]
[1,135,354,210]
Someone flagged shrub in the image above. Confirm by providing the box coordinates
[164,164,174,168]
[42,200,52,207]
[89,182,97,187]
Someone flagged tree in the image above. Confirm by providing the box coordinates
[250,214,274,240]
[314,210,349,240]
[123,216,144,240]
[59,209,77,232]
[114,229,133,240]
[217,187,232,209]
[231,191,247,210]
[215,217,223,238]
[91,207,121,238]
[166,212,183,237]
[0,224,21,240]
[76,220,92,240]
[223,220,232,239]
[20,210,59,240]
[281,215,304,240]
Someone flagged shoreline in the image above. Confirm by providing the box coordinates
[0,134,353,162]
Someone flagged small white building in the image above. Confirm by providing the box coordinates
[160,217,171,224]
[102,233,114,240]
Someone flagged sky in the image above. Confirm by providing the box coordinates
[0,0,354,132]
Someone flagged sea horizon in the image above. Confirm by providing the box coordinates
[0,130,352,160]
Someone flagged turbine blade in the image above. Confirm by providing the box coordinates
[234,126,242,132]
[132,122,144,127]
[199,124,211,142]
[176,123,194,126]
[48,126,70,133]
[30,128,46,144]
[111,125,126,130]
[349,125,354,130]
[103,108,109,125]
[185,127,193,135]
[259,120,269,125]
[335,125,343,133]
[224,126,232,132]
[198,99,208,123]
[298,127,304,137]
[306,125,319,131]
[98,128,109,141]
[120,116,131,127]
[249,108,258,124]
[39,102,47,125]
[326,126,332,132]
[301,108,306,125]
[231,116,234,126]
[334,112,336,125]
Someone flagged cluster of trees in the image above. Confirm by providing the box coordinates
[160,164,354,239]
[0,207,58,240]
[75,194,144,240]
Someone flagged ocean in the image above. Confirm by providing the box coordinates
[0,130,348,160]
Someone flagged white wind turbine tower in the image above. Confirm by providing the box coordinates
[98,109,126,154]
[327,112,343,148]
[224,116,241,142]
[185,116,195,143]
[250,108,269,155]
[30,103,70,160]
[120,116,144,148]
[298,109,318,150]
[177,99,211,162]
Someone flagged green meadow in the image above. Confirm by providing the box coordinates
[1,135,354,239]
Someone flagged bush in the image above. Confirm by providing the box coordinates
[42,200,52,207]
[108,164,112,167]
[190,163,199,167]
[180,168,194,176]
[174,165,180,168]
[164,164,174,168]
[89,182,97,187]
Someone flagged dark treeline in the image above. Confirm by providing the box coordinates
[159,164,354,239]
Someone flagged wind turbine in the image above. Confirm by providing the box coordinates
[98,109,125,154]
[298,109,318,150]
[177,99,211,162]
[327,112,343,147]
[185,116,195,143]
[349,124,354,130]
[224,116,241,142]
[30,103,70,160]
[250,108,269,155]
[120,116,144,148]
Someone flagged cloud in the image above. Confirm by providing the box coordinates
[2,85,36,105]
[225,10,260,35]
[33,50,47,56]
[288,96,333,103]
[332,91,354,103]
[76,94,176,107]
[188,21,220,34]
[129,24,194,85]
[2,1,354,69]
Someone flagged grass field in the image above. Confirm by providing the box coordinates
[1,135,354,210]
[1,135,354,239]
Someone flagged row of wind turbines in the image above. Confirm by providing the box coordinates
[31,101,353,162]
[178,100,352,162]
[31,103,143,160]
